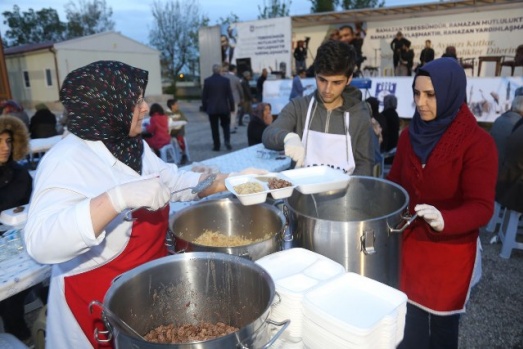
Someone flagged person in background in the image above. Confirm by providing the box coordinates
[380,94,400,154]
[202,64,235,151]
[24,60,265,349]
[1,100,30,129]
[396,42,415,76]
[442,46,458,60]
[387,58,497,349]
[293,40,308,72]
[365,97,386,152]
[338,24,365,74]
[145,103,171,155]
[239,71,254,126]
[325,28,340,42]
[495,117,523,216]
[418,39,435,70]
[365,99,384,176]
[166,98,189,165]
[0,115,33,341]
[390,31,411,74]
[222,63,244,133]
[289,69,307,100]
[262,40,374,175]
[256,68,268,102]
[489,95,523,172]
[29,103,58,139]
[247,103,273,146]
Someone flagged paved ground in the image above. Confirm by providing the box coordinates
[21,100,523,348]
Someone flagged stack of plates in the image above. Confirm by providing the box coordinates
[302,273,407,349]
[256,248,346,342]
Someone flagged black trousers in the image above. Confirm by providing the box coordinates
[208,113,231,149]
[398,303,460,349]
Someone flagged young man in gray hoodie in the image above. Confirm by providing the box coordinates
[262,40,374,175]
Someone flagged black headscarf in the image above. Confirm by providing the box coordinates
[409,57,466,163]
[59,61,148,173]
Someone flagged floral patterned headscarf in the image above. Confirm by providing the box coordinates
[59,61,148,173]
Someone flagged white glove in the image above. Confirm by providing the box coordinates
[229,167,268,177]
[415,204,445,232]
[107,177,171,213]
[284,133,305,167]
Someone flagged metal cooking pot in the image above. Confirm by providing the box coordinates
[96,252,289,348]
[169,198,287,261]
[284,176,415,288]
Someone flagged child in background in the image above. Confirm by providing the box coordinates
[167,99,189,164]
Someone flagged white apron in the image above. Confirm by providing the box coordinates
[302,97,356,174]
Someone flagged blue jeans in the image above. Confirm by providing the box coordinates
[398,303,460,349]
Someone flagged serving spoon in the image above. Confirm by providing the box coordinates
[123,173,217,222]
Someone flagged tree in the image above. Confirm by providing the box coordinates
[149,0,208,87]
[339,0,385,10]
[2,5,66,47]
[258,0,292,19]
[310,0,336,12]
[217,12,239,26]
[64,0,115,39]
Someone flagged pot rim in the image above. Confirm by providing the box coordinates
[284,175,410,223]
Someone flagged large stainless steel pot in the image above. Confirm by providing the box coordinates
[95,252,289,348]
[169,198,286,261]
[284,176,415,288]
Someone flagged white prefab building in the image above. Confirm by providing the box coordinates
[4,31,162,109]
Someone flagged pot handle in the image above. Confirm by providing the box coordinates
[261,319,291,349]
[281,204,293,242]
[389,213,418,234]
[89,300,113,344]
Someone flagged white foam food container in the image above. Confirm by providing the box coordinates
[281,166,350,194]
[0,204,29,227]
[225,173,296,205]
[303,272,407,337]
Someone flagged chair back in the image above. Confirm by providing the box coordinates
[515,44,523,65]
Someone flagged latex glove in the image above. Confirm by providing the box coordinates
[284,133,305,167]
[415,204,444,232]
[107,177,171,213]
[191,163,219,174]
[229,168,268,177]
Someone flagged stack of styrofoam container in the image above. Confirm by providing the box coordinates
[256,248,346,347]
[301,272,407,349]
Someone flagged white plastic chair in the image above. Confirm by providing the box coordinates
[159,143,179,164]
[172,137,190,163]
[499,209,523,259]
[486,201,505,233]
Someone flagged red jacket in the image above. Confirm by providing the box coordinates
[145,113,171,151]
[387,104,497,313]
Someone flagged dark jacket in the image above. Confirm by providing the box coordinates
[247,116,268,146]
[30,109,58,139]
[0,161,32,212]
[202,73,234,115]
[496,124,523,212]
[380,108,400,152]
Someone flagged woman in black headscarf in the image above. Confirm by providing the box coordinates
[24,61,263,349]
[387,58,497,349]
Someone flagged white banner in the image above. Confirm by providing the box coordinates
[264,76,523,122]
[232,17,292,78]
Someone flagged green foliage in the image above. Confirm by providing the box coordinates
[339,0,385,9]
[1,1,116,46]
[149,0,206,84]
[258,0,292,19]
[309,0,336,12]
[65,0,115,39]
[2,5,66,46]
[309,0,384,12]
[217,13,239,26]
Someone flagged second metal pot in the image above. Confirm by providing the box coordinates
[169,198,286,261]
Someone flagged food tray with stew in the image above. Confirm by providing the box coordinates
[225,173,295,205]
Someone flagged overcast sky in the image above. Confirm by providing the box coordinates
[1,0,433,44]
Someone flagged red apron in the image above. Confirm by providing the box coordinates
[401,223,476,313]
[64,206,169,348]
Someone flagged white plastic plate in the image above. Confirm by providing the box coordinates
[225,176,268,205]
[281,166,350,194]
[0,204,29,227]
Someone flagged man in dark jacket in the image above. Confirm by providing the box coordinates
[202,64,235,151]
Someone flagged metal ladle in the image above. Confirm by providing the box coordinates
[89,300,146,341]
[123,173,217,221]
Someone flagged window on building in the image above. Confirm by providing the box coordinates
[45,69,53,87]
[23,71,30,88]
